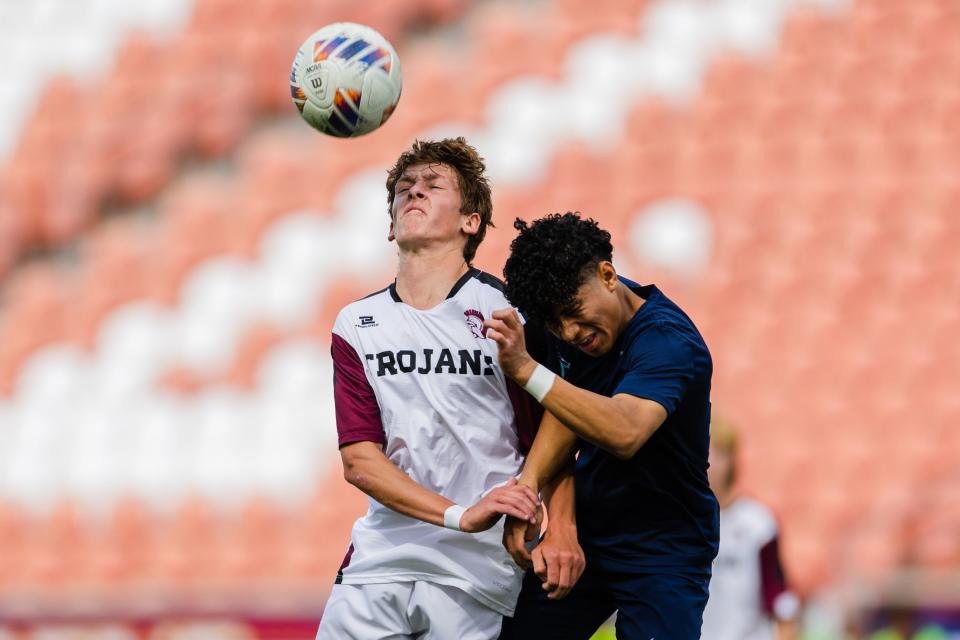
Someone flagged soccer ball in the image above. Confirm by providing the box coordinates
[290,23,403,137]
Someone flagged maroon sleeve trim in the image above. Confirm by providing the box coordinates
[506,378,544,455]
[759,534,789,615]
[332,333,386,447]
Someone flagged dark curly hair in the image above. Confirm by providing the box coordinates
[386,137,493,264]
[503,212,613,326]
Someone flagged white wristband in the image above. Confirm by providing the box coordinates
[443,505,467,531]
[523,364,556,403]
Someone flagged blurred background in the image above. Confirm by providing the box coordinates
[0,0,957,637]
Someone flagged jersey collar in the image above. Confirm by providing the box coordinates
[389,267,480,303]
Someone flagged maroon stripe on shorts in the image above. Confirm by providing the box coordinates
[334,543,356,584]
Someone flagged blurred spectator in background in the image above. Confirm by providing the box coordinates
[702,418,800,640]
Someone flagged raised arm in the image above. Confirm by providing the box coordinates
[485,309,668,459]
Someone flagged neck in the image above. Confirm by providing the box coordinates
[396,244,470,309]
[715,485,737,509]
[619,281,644,330]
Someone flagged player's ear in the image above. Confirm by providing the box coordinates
[461,211,481,237]
[598,261,618,290]
[388,219,396,242]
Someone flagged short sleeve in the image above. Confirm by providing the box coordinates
[331,332,385,447]
[759,534,799,620]
[506,319,546,453]
[614,325,696,416]
[506,379,543,454]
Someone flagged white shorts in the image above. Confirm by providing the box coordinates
[316,581,504,640]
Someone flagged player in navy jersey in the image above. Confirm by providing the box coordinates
[485,212,720,640]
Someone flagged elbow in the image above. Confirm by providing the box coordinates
[607,414,663,460]
[610,440,641,460]
[608,431,647,460]
[339,441,389,500]
[342,465,359,487]
[342,457,370,491]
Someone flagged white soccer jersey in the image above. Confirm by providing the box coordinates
[701,497,799,640]
[329,268,540,616]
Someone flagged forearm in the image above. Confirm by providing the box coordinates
[519,412,578,493]
[541,467,576,531]
[485,310,666,459]
[341,441,453,526]
[775,619,797,640]
[537,373,662,459]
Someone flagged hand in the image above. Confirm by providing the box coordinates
[503,513,542,569]
[484,308,537,383]
[531,524,585,600]
[459,478,541,533]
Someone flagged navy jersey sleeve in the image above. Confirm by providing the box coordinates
[614,324,696,416]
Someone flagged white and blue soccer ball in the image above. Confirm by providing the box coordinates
[290,22,403,137]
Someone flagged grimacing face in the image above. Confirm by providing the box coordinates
[548,266,624,357]
[389,162,478,250]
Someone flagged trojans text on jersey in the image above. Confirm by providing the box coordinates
[365,348,495,377]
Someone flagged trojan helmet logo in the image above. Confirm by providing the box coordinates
[464,309,487,339]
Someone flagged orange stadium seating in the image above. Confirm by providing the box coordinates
[0,0,656,615]
[0,0,653,391]
[0,0,472,273]
[0,0,958,626]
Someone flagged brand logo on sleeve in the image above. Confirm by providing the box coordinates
[356,315,378,328]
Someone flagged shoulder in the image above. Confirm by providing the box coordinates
[333,285,394,335]
[472,269,507,294]
[461,269,508,299]
[455,269,512,310]
[640,296,701,341]
[728,496,779,541]
[623,297,709,366]
[630,285,701,334]
[621,320,696,369]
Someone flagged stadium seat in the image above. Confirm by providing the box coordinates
[0,0,475,273]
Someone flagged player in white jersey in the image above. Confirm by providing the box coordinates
[701,419,800,640]
[316,138,548,640]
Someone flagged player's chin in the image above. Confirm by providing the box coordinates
[394,227,434,248]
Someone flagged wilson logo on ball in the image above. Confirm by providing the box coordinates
[291,23,402,138]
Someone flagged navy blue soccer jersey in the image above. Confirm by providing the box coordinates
[546,279,719,570]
